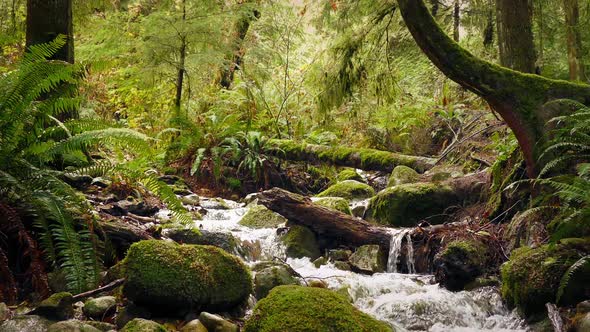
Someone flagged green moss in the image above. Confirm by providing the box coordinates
[317,180,375,200]
[366,183,458,227]
[239,204,287,229]
[336,169,365,183]
[548,214,590,242]
[501,242,585,319]
[121,318,166,332]
[243,285,393,332]
[315,197,352,215]
[122,240,252,312]
[434,240,488,291]
[281,226,321,260]
[387,165,419,187]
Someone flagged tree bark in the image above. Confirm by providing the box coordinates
[265,139,437,173]
[26,0,74,63]
[174,0,187,109]
[396,0,590,178]
[453,0,460,42]
[495,0,536,73]
[563,0,586,82]
[218,3,259,89]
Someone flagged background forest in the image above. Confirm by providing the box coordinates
[1,0,590,331]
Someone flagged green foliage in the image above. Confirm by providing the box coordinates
[556,255,590,305]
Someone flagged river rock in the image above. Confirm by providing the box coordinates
[434,240,488,291]
[328,249,352,261]
[254,264,300,299]
[0,315,52,332]
[576,313,590,332]
[86,321,117,331]
[388,165,419,187]
[181,320,208,332]
[334,261,352,271]
[31,292,74,320]
[0,302,10,321]
[280,225,321,260]
[239,204,287,229]
[317,180,375,200]
[578,300,590,314]
[365,182,458,227]
[198,312,238,332]
[122,240,252,312]
[336,169,365,183]
[121,318,166,332]
[501,240,589,318]
[166,229,242,254]
[181,194,200,206]
[83,296,117,319]
[243,285,392,332]
[115,303,152,328]
[349,245,386,274]
[314,197,352,215]
[48,320,101,332]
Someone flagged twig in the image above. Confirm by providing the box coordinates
[72,278,125,301]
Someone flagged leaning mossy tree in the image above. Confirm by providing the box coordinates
[396,0,590,178]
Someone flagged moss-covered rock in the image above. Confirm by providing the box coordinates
[32,292,74,320]
[280,226,321,260]
[434,240,488,291]
[83,296,117,319]
[501,241,588,319]
[349,245,387,274]
[0,316,52,332]
[336,169,365,183]
[122,240,252,312]
[243,285,393,332]
[121,318,166,332]
[388,165,419,187]
[239,204,287,229]
[165,229,242,255]
[198,312,238,332]
[317,180,375,200]
[365,183,458,227]
[254,264,300,299]
[314,197,352,215]
[48,320,101,332]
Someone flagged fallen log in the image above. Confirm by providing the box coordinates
[265,139,437,173]
[97,219,153,258]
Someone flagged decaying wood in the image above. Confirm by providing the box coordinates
[265,139,437,173]
[72,278,125,301]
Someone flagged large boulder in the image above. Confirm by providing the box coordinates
[434,240,488,291]
[239,205,287,229]
[280,226,321,260]
[365,183,458,227]
[388,165,419,187]
[501,240,589,319]
[243,285,393,332]
[314,197,352,215]
[83,296,117,319]
[336,169,365,183]
[317,180,375,200]
[122,240,252,312]
[31,292,74,320]
[349,245,387,274]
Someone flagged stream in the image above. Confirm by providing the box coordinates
[161,197,528,332]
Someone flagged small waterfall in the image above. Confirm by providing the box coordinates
[387,229,415,274]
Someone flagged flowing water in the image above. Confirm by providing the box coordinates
[163,197,528,332]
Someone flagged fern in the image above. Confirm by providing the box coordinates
[556,255,590,305]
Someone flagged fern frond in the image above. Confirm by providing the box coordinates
[556,255,590,305]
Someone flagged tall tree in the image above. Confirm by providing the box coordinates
[495,0,536,73]
[563,0,586,81]
[26,0,74,63]
[396,0,590,177]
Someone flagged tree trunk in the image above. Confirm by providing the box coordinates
[174,0,187,109]
[26,0,74,63]
[453,0,460,42]
[396,0,590,178]
[265,139,437,173]
[218,4,260,89]
[495,0,536,73]
[563,0,586,82]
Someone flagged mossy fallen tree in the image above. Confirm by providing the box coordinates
[265,139,437,173]
[396,0,590,177]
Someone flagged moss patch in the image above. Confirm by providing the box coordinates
[122,240,252,312]
[243,285,393,332]
[366,183,458,227]
[317,180,375,200]
[280,226,321,260]
[121,319,166,332]
[434,240,488,291]
[501,241,587,319]
[315,197,352,215]
[388,165,419,187]
[336,169,365,183]
[239,204,287,229]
